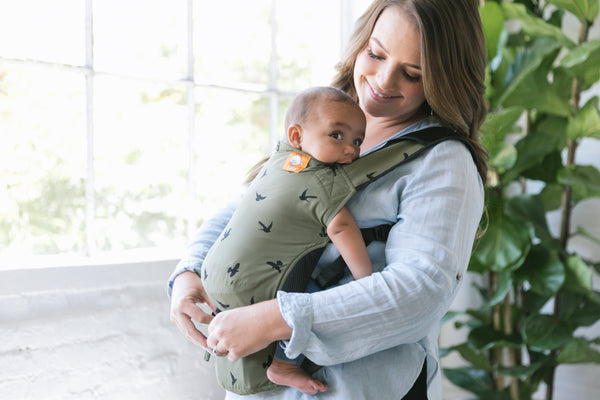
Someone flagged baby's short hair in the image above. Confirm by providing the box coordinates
[284,86,360,130]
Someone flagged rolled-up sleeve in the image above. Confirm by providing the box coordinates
[278,141,484,366]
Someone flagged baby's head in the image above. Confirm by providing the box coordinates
[285,87,366,164]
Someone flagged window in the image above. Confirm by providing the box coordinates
[0,0,373,269]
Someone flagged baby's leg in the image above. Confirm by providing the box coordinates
[268,343,327,395]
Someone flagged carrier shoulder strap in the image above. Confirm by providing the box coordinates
[341,126,476,191]
[315,126,477,289]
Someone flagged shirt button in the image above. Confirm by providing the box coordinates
[456,273,462,281]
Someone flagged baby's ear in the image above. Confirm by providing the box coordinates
[287,124,302,149]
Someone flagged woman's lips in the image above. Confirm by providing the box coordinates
[367,81,399,103]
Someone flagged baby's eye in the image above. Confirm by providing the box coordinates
[353,138,363,146]
[329,132,343,140]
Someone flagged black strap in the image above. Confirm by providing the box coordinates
[315,224,391,289]
[401,358,428,400]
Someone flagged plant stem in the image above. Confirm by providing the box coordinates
[547,18,590,400]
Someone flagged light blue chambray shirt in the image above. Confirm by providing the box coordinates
[167,118,484,400]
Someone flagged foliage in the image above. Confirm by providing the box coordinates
[442,1,600,399]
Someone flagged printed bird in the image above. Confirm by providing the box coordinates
[299,189,317,201]
[230,372,237,385]
[258,221,273,232]
[227,263,240,277]
[267,260,283,273]
[221,228,231,241]
[217,300,230,309]
[256,192,266,201]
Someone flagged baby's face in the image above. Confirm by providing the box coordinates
[299,101,366,164]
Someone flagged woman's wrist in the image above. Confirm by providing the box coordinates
[261,299,293,342]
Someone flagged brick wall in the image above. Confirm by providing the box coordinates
[0,261,225,400]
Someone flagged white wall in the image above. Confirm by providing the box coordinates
[0,261,225,400]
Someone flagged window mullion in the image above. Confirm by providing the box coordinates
[269,0,279,146]
[85,0,96,256]
[186,0,197,239]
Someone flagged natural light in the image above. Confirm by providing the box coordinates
[0,0,373,270]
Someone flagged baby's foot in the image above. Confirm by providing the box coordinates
[267,358,328,395]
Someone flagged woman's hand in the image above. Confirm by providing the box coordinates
[170,270,216,349]
[206,299,293,361]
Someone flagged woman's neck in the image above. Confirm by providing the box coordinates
[361,114,426,152]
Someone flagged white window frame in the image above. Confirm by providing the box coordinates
[0,0,368,269]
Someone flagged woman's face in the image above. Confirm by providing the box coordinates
[353,6,426,127]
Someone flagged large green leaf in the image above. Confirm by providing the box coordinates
[559,39,600,87]
[505,195,553,245]
[480,1,505,63]
[453,343,494,371]
[473,207,531,272]
[563,255,593,294]
[496,37,563,108]
[514,245,565,296]
[559,290,600,326]
[523,314,574,350]
[538,183,564,211]
[469,325,522,350]
[501,70,572,116]
[547,0,600,23]
[557,338,600,364]
[558,165,600,199]
[443,368,494,398]
[503,128,565,183]
[480,107,524,146]
[497,362,544,378]
[502,2,576,48]
[567,97,600,140]
[489,270,512,306]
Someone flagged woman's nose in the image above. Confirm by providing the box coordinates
[376,66,399,92]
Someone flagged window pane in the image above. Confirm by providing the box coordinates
[94,0,187,79]
[194,0,272,87]
[276,0,341,90]
[0,0,85,65]
[0,64,86,258]
[193,88,272,219]
[94,76,189,252]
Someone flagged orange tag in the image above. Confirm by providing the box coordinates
[282,151,311,173]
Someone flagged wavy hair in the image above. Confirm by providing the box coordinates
[331,0,489,183]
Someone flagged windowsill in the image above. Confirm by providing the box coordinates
[0,252,179,296]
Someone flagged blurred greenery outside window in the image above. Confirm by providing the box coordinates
[0,0,373,269]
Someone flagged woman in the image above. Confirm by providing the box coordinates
[169,0,488,399]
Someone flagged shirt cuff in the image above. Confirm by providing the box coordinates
[276,291,313,359]
[166,260,201,298]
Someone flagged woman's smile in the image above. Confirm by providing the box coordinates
[366,80,400,102]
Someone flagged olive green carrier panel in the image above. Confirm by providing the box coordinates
[202,127,469,395]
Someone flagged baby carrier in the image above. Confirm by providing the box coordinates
[202,126,476,395]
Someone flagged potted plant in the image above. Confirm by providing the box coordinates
[442,1,600,399]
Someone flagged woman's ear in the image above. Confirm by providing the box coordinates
[287,124,302,149]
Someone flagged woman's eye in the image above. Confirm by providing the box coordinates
[367,48,384,61]
[330,132,343,140]
[404,71,421,83]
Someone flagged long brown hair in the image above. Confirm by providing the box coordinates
[331,0,489,184]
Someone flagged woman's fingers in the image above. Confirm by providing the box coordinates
[170,271,217,348]
[206,300,292,362]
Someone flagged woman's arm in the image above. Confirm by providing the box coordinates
[282,142,484,365]
[168,195,240,347]
[206,142,484,364]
